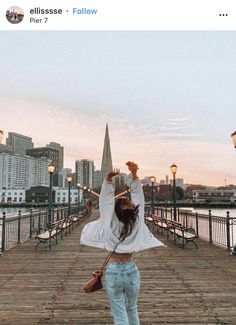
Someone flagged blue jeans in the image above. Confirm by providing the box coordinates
[105,260,140,325]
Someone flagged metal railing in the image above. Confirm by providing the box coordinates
[0,205,79,254]
[145,205,236,249]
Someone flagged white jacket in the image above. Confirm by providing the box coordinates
[80,178,165,253]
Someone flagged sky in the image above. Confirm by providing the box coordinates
[0,31,236,186]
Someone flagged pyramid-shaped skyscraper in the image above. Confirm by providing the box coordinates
[101,124,113,181]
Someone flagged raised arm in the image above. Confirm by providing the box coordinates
[99,169,120,220]
[126,162,144,222]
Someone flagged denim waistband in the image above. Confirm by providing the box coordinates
[106,260,136,270]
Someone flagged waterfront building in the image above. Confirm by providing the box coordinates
[192,189,236,203]
[100,124,113,182]
[0,189,25,204]
[6,132,33,155]
[0,153,49,190]
[25,186,50,204]
[141,177,158,186]
[46,142,64,171]
[55,188,78,204]
[75,159,94,188]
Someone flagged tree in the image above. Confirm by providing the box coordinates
[176,186,184,200]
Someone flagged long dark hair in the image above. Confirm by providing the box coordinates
[115,197,139,241]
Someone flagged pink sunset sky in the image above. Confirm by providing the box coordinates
[1,96,235,187]
[1,31,236,186]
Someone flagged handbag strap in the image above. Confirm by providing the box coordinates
[100,240,120,273]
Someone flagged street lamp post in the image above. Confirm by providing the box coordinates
[48,163,55,226]
[170,163,178,221]
[67,175,72,216]
[77,182,81,214]
[231,131,236,148]
[150,176,156,215]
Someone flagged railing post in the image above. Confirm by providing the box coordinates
[209,210,212,243]
[185,212,188,228]
[177,207,180,223]
[38,210,41,231]
[1,212,6,253]
[195,212,199,238]
[17,210,21,244]
[29,208,33,238]
[226,211,231,249]
[51,208,54,224]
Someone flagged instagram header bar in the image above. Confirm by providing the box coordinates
[0,0,236,30]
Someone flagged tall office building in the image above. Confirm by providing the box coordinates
[0,153,49,189]
[26,147,60,186]
[26,147,59,171]
[101,124,113,182]
[94,169,102,188]
[61,168,72,187]
[165,175,169,185]
[46,142,64,171]
[6,132,34,155]
[0,143,14,154]
[75,159,94,188]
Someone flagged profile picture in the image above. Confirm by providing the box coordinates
[6,6,24,24]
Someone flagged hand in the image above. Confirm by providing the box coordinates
[126,161,139,179]
[106,168,120,181]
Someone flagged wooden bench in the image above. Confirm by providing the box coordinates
[166,220,198,248]
[34,212,87,250]
[153,216,169,235]
[35,219,64,250]
[145,214,198,249]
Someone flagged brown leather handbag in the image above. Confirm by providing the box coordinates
[83,270,103,293]
[83,241,120,293]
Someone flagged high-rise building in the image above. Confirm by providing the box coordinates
[165,175,169,184]
[0,153,49,189]
[26,147,59,171]
[26,147,60,186]
[0,143,14,154]
[61,168,72,187]
[6,132,34,155]
[75,159,94,188]
[46,142,64,171]
[94,169,102,189]
[101,124,113,182]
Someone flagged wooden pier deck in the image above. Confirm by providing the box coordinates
[0,211,236,325]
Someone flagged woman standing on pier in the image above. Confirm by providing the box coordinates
[81,162,164,325]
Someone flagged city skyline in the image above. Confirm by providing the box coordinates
[1,31,236,186]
